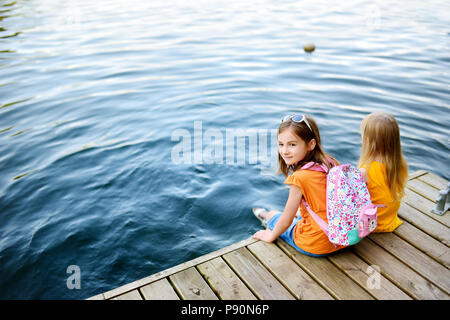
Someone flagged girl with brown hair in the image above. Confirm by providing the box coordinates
[252,114,344,256]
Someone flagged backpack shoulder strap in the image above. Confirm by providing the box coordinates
[300,157,337,173]
[300,162,328,173]
[302,199,329,236]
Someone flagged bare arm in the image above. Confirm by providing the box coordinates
[252,184,302,243]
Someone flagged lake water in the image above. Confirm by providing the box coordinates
[0,0,449,299]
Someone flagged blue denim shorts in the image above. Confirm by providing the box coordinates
[266,213,330,258]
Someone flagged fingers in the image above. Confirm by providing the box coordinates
[252,230,261,239]
[252,229,272,242]
[252,229,265,239]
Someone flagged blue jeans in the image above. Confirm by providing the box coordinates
[266,213,330,258]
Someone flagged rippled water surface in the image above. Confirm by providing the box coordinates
[0,0,449,299]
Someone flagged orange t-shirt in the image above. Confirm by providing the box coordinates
[284,170,345,255]
[361,161,403,232]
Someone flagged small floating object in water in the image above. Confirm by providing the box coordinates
[303,43,315,53]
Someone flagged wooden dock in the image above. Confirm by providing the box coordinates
[89,170,449,300]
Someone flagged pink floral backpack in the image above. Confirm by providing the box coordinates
[301,162,385,246]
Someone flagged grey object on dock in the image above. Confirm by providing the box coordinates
[432,182,450,216]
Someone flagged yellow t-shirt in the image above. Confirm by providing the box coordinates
[284,170,345,255]
[361,161,403,232]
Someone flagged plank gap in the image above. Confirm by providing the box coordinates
[221,248,262,300]
[404,188,450,228]
[167,274,185,300]
[273,240,339,300]
[247,241,333,300]
[368,232,450,295]
[100,237,258,299]
[194,264,222,300]
[398,202,450,247]
[393,221,450,269]
[327,251,411,300]
[169,267,219,300]
[139,277,182,300]
[352,238,449,300]
[195,257,257,300]
[407,170,428,180]
[275,240,367,300]
[407,179,439,203]
[246,242,301,299]
[417,172,448,191]
[222,247,295,300]
[326,255,379,300]
[350,241,418,300]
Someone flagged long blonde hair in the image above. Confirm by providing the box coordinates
[358,112,408,201]
[277,115,338,177]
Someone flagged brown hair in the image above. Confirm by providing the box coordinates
[277,115,338,177]
[358,112,408,201]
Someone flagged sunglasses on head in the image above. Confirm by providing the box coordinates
[281,114,313,133]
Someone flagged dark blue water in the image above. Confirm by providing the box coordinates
[0,0,449,299]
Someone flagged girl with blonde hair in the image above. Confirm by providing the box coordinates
[358,111,408,232]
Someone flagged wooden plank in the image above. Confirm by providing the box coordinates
[369,232,450,294]
[111,289,142,300]
[169,267,218,300]
[397,202,450,246]
[353,239,449,300]
[404,188,450,227]
[100,237,258,299]
[407,179,440,203]
[222,247,295,300]
[408,170,428,180]
[394,220,450,268]
[197,257,257,300]
[247,241,334,300]
[139,278,180,300]
[92,169,450,301]
[276,239,373,300]
[328,250,411,300]
[418,172,448,191]
[87,293,105,300]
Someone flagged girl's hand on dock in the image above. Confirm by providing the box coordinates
[252,228,275,243]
